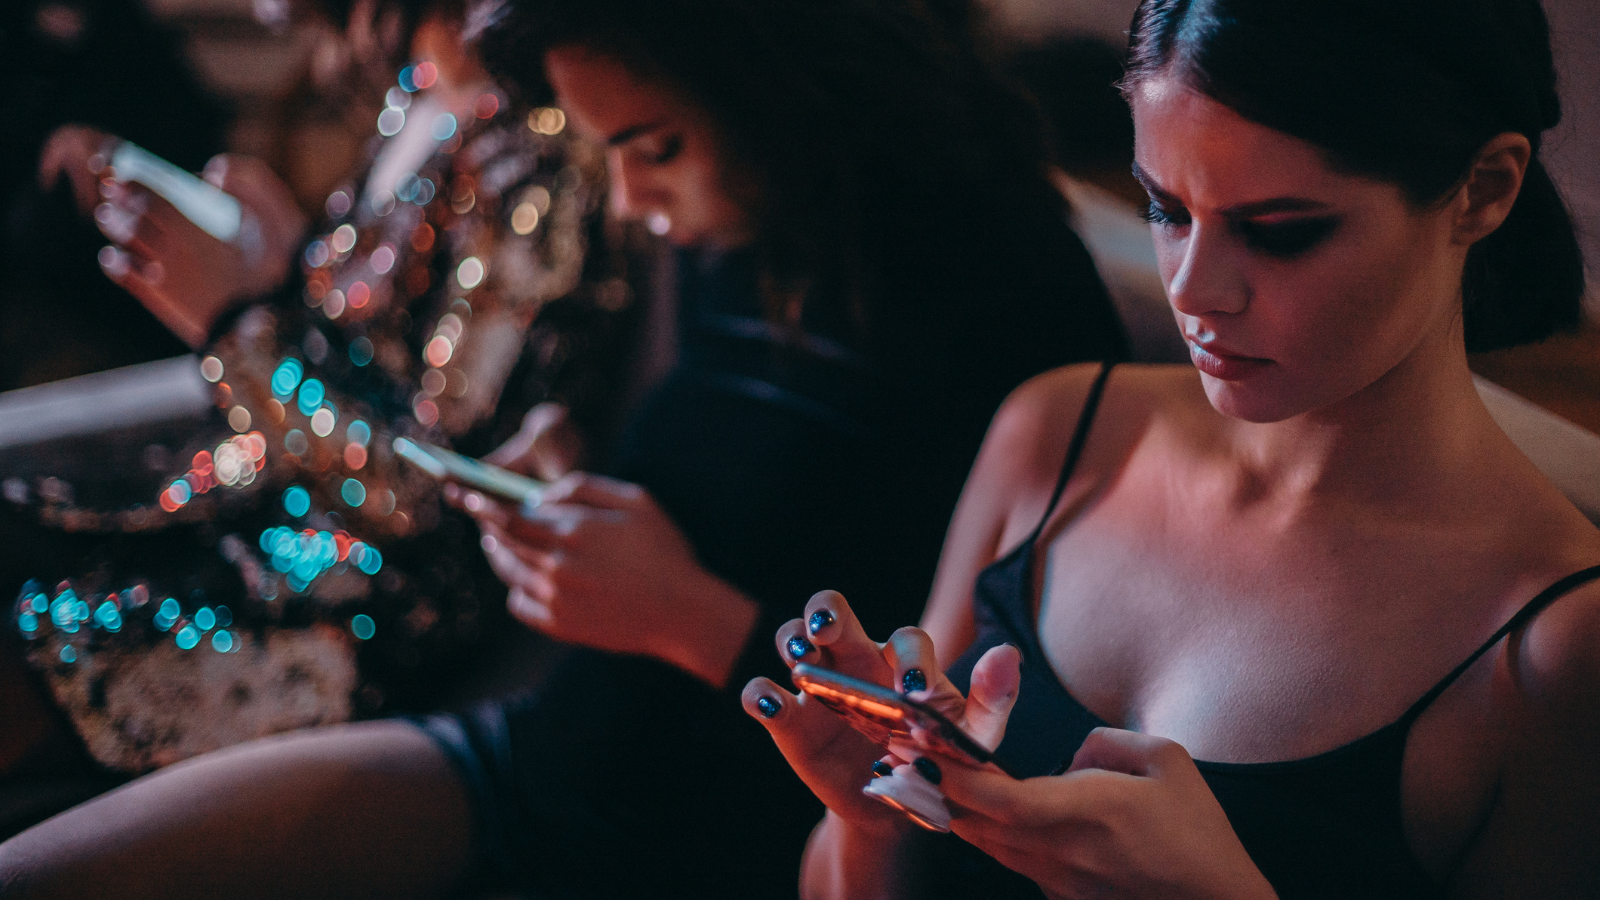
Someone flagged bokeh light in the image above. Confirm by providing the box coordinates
[283,485,311,517]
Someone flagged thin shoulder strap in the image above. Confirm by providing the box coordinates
[1026,362,1115,544]
[1399,563,1600,727]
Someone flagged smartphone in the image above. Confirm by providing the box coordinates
[791,663,1004,770]
[109,141,243,243]
[392,437,546,505]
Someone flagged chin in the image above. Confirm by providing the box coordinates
[1199,373,1306,424]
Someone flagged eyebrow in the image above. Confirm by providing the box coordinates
[1131,162,1334,217]
[605,120,668,147]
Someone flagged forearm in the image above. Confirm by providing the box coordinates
[659,571,760,689]
[802,811,923,900]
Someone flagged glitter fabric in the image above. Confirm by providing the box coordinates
[8,69,635,772]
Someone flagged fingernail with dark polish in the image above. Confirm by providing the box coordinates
[901,668,927,694]
[913,757,942,785]
[807,609,835,635]
[756,696,781,719]
[787,636,814,659]
[871,760,894,778]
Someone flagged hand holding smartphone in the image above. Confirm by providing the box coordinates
[792,662,1009,832]
[393,437,547,506]
[108,141,243,243]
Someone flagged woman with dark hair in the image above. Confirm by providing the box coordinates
[750,0,1599,897]
[0,0,1125,897]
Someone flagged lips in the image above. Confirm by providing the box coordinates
[1187,339,1272,381]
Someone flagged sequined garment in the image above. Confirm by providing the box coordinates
[8,73,632,773]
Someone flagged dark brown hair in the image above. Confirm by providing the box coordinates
[479,0,1078,327]
[1125,0,1584,352]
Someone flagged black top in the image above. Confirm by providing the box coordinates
[942,363,1600,899]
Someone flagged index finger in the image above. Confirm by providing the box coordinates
[796,590,895,684]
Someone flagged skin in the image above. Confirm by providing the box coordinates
[544,46,756,248]
[0,721,472,900]
[34,7,498,350]
[746,78,1600,899]
[36,127,307,349]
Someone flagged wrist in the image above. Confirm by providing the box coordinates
[658,568,759,689]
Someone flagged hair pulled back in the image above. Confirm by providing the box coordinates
[479,0,1066,323]
[1125,0,1584,352]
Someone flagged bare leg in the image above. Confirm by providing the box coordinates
[0,720,472,900]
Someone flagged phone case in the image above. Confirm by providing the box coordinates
[791,663,999,767]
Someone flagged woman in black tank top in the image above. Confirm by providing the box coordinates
[745,1,1600,897]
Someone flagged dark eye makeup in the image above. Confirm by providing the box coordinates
[1140,201,1190,228]
[1234,217,1339,258]
[1140,198,1339,259]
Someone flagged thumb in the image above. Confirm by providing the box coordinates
[1067,727,1187,778]
[962,643,1022,752]
[206,155,304,230]
[541,472,646,511]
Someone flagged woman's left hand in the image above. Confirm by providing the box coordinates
[459,473,758,687]
[932,727,1276,900]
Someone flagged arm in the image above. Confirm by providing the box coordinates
[1449,580,1600,897]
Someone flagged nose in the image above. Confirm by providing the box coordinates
[605,149,638,221]
[1163,220,1248,318]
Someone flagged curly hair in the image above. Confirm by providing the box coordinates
[479,0,1081,333]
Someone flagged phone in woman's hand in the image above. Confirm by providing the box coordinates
[792,663,1004,769]
[109,141,243,242]
[393,438,547,506]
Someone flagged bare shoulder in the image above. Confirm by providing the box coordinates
[1514,572,1600,713]
[986,364,1201,465]
[971,363,1201,537]
[1457,568,1600,892]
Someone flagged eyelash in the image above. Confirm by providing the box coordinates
[1140,201,1190,228]
[1141,201,1338,259]
[650,135,683,165]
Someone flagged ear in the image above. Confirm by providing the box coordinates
[1451,132,1532,247]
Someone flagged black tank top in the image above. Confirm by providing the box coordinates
[940,363,1600,899]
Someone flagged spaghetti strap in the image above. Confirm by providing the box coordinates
[1025,362,1115,544]
[1398,563,1600,727]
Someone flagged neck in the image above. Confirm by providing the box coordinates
[1222,324,1500,513]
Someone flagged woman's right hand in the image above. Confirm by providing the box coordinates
[92,148,306,348]
[482,402,585,481]
[741,590,1022,832]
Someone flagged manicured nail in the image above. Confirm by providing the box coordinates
[901,668,927,694]
[807,609,835,635]
[787,636,813,659]
[912,757,942,785]
[871,760,894,778]
[756,696,781,719]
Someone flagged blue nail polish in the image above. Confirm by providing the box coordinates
[901,668,927,694]
[756,696,781,719]
[871,760,894,778]
[808,609,835,635]
[913,757,942,785]
[787,636,813,659]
